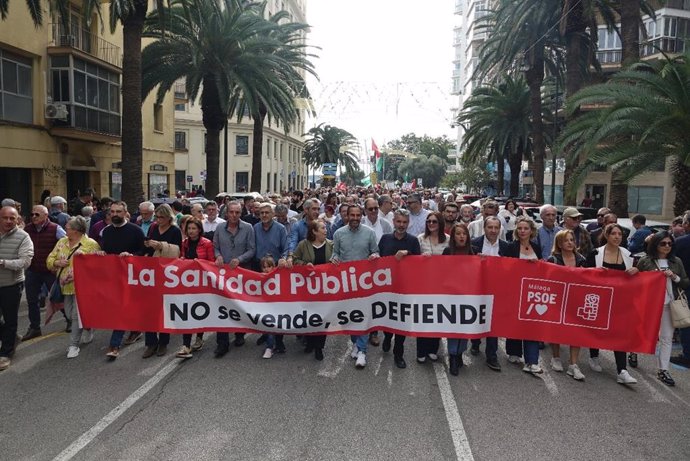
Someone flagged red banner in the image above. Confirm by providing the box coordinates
[74,255,666,353]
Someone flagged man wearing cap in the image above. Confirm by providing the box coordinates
[49,196,70,227]
[0,206,34,371]
[562,207,593,257]
[22,205,67,340]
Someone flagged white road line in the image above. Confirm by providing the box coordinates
[433,362,475,461]
[52,359,180,461]
[387,369,393,387]
[373,356,384,376]
[317,341,349,378]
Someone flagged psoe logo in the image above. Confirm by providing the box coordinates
[518,278,566,324]
[563,284,614,330]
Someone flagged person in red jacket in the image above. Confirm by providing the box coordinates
[176,217,215,358]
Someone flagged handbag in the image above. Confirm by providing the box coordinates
[670,290,690,329]
[48,243,82,304]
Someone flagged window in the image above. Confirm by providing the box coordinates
[50,55,120,135]
[175,170,187,192]
[235,172,249,192]
[174,103,186,111]
[266,173,271,191]
[279,142,283,161]
[274,173,277,192]
[149,173,168,198]
[174,131,187,150]
[110,172,122,200]
[203,133,208,154]
[628,186,664,215]
[153,103,163,132]
[0,48,33,123]
[266,137,271,158]
[236,135,249,155]
[274,140,278,159]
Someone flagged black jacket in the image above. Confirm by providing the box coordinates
[470,236,510,256]
[499,239,543,260]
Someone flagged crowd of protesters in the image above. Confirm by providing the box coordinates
[1,187,689,389]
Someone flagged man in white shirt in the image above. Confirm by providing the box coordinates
[377,194,394,224]
[202,201,225,240]
[362,198,393,243]
[469,200,506,240]
[405,193,429,237]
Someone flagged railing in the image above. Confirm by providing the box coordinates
[596,38,687,65]
[455,0,463,15]
[50,23,122,68]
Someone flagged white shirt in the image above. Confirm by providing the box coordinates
[203,217,226,234]
[362,216,392,243]
[407,208,429,238]
[481,237,501,257]
[469,216,507,240]
[379,210,394,224]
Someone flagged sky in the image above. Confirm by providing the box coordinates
[305,0,457,162]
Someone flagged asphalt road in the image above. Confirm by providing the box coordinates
[2,297,690,461]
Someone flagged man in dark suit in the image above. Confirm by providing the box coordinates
[671,213,690,367]
[469,216,508,371]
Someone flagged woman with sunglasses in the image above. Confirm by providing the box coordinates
[587,223,639,385]
[442,222,474,375]
[415,211,448,363]
[637,231,689,386]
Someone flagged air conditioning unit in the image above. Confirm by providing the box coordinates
[59,35,75,47]
[45,103,68,120]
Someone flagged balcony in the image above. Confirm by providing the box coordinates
[455,0,463,15]
[596,37,686,66]
[49,23,122,68]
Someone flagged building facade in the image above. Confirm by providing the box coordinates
[173,0,309,196]
[0,2,175,208]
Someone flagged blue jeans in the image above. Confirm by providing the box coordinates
[506,338,540,365]
[110,330,125,348]
[265,334,284,349]
[471,337,499,361]
[351,334,368,354]
[448,338,468,355]
[24,270,56,330]
[680,326,690,360]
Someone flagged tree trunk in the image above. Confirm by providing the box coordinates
[120,2,147,208]
[495,145,505,196]
[608,0,641,217]
[562,0,587,206]
[201,76,226,198]
[673,159,690,216]
[250,103,268,193]
[508,142,523,197]
[525,52,546,204]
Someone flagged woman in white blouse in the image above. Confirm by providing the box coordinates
[418,211,449,255]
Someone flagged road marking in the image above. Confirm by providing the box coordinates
[373,356,383,376]
[387,369,393,387]
[52,359,180,461]
[539,365,560,396]
[17,331,65,350]
[317,340,349,378]
[433,362,475,461]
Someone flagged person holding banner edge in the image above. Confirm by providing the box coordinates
[331,204,380,369]
[637,231,689,386]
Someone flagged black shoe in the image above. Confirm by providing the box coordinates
[65,320,72,333]
[657,369,675,386]
[21,328,42,342]
[538,341,545,350]
[274,346,286,354]
[233,336,245,347]
[304,345,314,354]
[394,357,407,369]
[670,355,690,368]
[256,334,267,346]
[214,346,229,358]
[314,348,324,361]
[486,359,502,372]
[628,353,638,368]
[38,297,46,308]
[382,336,391,352]
[449,355,460,376]
[470,345,480,356]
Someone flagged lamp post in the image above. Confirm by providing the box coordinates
[551,56,559,205]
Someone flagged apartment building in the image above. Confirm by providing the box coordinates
[0,2,175,208]
[173,0,309,195]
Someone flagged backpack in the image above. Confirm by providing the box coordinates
[48,212,60,224]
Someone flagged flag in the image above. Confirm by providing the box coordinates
[372,139,383,173]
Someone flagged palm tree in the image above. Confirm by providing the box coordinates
[458,75,532,197]
[558,53,690,215]
[141,0,314,197]
[303,123,360,179]
[476,0,563,203]
[0,0,41,24]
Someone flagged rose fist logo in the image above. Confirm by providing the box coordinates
[564,284,613,330]
[519,279,566,324]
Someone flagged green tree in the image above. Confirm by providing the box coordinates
[457,74,531,197]
[397,155,446,188]
[558,53,690,215]
[303,123,360,176]
[340,168,366,187]
[142,0,314,197]
[380,153,406,181]
[440,167,493,195]
[386,134,456,161]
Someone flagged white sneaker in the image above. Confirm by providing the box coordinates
[66,346,80,359]
[617,369,637,385]
[355,351,367,368]
[551,357,564,372]
[262,348,273,359]
[417,356,427,364]
[81,329,94,344]
[522,363,543,374]
[588,357,603,372]
[508,355,521,364]
[427,353,439,362]
[350,343,359,359]
[567,364,585,381]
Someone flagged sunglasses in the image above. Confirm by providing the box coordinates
[30,213,41,217]
[426,220,439,224]
[597,214,606,218]
[367,207,379,212]
[658,241,673,247]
